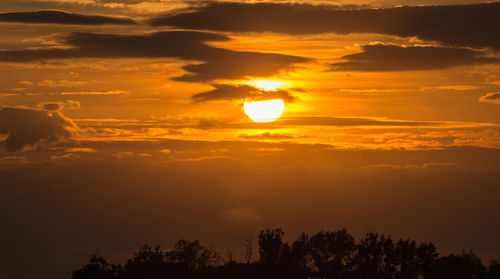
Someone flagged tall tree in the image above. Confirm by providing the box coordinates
[290,232,310,272]
[351,232,396,279]
[258,228,286,265]
[241,236,254,264]
[309,229,356,278]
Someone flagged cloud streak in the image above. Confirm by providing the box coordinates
[60,90,130,95]
[272,116,437,127]
[239,132,294,140]
[0,10,136,25]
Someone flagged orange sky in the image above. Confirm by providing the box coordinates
[0,1,499,278]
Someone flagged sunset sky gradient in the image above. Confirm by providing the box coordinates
[0,1,499,278]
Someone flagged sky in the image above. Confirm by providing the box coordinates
[0,0,499,278]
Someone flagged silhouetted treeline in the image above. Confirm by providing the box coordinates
[73,228,500,279]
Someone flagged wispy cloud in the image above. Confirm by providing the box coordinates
[38,80,90,87]
[60,90,129,95]
[479,92,500,104]
[65,147,96,153]
[239,132,294,140]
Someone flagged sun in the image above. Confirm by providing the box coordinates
[244,99,285,123]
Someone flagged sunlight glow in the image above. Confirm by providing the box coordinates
[244,80,288,91]
[244,99,285,123]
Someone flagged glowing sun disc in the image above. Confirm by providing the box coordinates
[244,99,285,123]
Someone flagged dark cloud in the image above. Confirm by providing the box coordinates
[150,2,500,49]
[479,92,500,104]
[0,10,136,25]
[42,103,61,111]
[330,44,499,72]
[38,101,81,111]
[0,31,308,82]
[192,84,295,102]
[0,107,76,153]
[0,31,228,61]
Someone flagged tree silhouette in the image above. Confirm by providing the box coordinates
[414,241,439,279]
[290,232,310,272]
[130,245,164,264]
[241,236,254,264]
[487,260,500,279]
[258,228,286,265]
[72,228,497,279]
[351,232,397,279]
[124,245,167,278]
[309,229,355,278]
[73,255,121,279]
[428,250,486,279]
[166,239,218,269]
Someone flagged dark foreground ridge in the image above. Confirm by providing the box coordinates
[73,228,500,279]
